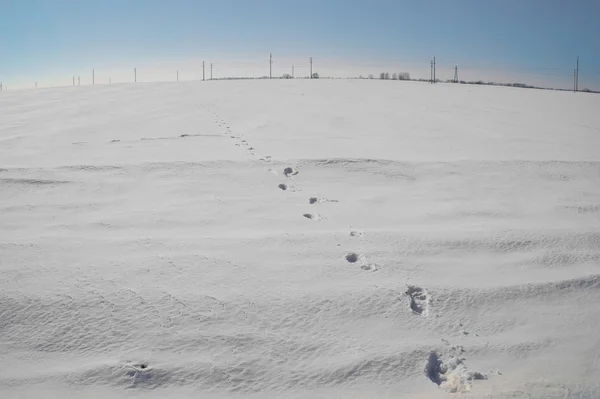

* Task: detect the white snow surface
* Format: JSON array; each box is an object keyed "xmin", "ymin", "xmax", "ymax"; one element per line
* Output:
[{"xmin": 1, "ymin": 80, "xmax": 600, "ymax": 398}]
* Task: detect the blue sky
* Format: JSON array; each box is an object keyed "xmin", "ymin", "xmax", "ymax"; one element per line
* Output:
[{"xmin": 2, "ymin": 0, "xmax": 599, "ymax": 89}]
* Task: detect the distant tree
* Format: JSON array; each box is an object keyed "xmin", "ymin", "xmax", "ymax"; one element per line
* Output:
[
  {"xmin": 359, "ymin": 75, "xmax": 364, "ymax": 79},
  {"xmin": 282, "ymin": 74, "xmax": 292, "ymax": 79},
  {"xmin": 380, "ymin": 72, "xmax": 385, "ymax": 80},
  {"xmin": 368, "ymin": 74, "xmax": 374, "ymax": 79},
  {"xmin": 392, "ymin": 73, "xmax": 398, "ymax": 80},
  {"xmin": 385, "ymin": 72, "xmax": 390, "ymax": 80},
  {"xmin": 398, "ymin": 72, "xmax": 410, "ymax": 81}
]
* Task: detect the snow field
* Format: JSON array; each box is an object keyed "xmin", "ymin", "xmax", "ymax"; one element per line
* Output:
[{"xmin": 1, "ymin": 80, "xmax": 600, "ymax": 398}]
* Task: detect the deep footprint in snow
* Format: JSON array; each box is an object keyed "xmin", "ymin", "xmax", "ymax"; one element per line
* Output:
[
  {"xmin": 346, "ymin": 253, "xmax": 359, "ymax": 263},
  {"xmin": 425, "ymin": 351, "xmax": 486, "ymax": 393},
  {"xmin": 406, "ymin": 285, "xmax": 431, "ymax": 316},
  {"xmin": 284, "ymin": 167, "xmax": 298, "ymax": 177},
  {"xmin": 350, "ymin": 231, "xmax": 364, "ymax": 237},
  {"xmin": 278, "ymin": 184, "xmax": 288, "ymax": 191}
]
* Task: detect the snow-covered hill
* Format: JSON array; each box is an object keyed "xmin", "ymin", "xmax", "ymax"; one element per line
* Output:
[{"xmin": 1, "ymin": 80, "xmax": 599, "ymax": 398}]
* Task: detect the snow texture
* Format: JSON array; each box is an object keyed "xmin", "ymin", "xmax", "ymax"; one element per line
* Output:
[{"xmin": 1, "ymin": 80, "xmax": 600, "ymax": 398}]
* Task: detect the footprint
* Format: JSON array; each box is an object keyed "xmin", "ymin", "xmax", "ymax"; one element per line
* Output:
[
  {"xmin": 345, "ymin": 252, "xmax": 377, "ymax": 271},
  {"xmin": 284, "ymin": 167, "xmax": 298, "ymax": 177},
  {"xmin": 278, "ymin": 184, "xmax": 288, "ymax": 191},
  {"xmin": 309, "ymin": 197, "xmax": 339, "ymax": 204},
  {"xmin": 361, "ymin": 263, "xmax": 379, "ymax": 271},
  {"xmin": 303, "ymin": 213, "xmax": 324, "ymax": 221},
  {"xmin": 345, "ymin": 253, "xmax": 359, "ymax": 263},
  {"xmin": 350, "ymin": 231, "xmax": 364, "ymax": 237},
  {"xmin": 424, "ymin": 351, "xmax": 486, "ymax": 393},
  {"xmin": 406, "ymin": 285, "xmax": 431, "ymax": 316}
]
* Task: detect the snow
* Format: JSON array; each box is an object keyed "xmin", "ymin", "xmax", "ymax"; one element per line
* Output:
[{"xmin": 1, "ymin": 79, "xmax": 600, "ymax": 398}]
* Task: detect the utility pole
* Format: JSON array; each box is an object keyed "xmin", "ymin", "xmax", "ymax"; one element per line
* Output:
[
  {"xmin": 454, "ymin": 66, "xmax": 459, "ymax": 83},
  {"xmin": 576, "ymin": 56, "xmax": 579, "ymax": 92},
  {"xmin": 270, "ymin": 53, "xmax": 273, "ymax": 79},
  {"xmin": 310, "ymin": 57, "xmax": 313, "ymax": 78},
  {"xmin": 177, "ymin": 70, "xmax": 179, "ymax": 82},
  {"xmin": 430, "ymin": 60, "xmax": 433, "ymax": 83},
  {"xmin": 292, "ymin": 65, "xmax": 294, "ymax": 78},
  {"xmin": 78, "ymin": 76, "xmax": 80, "ymax": 85},
  {"xmin": 93, "ymin": 69, "xmax": 95, "ymax": 85},
  {"xmin": 35, "ymin": 82, "xmax": 38, "ymax": 89},
  {"xmin": 210, "ymin": 63, "xmax": 213, "ymax": 80},
  {"xmin": 134, "ymin": 68, "xmax": 137, "ymax": 83},
  {"xmin": 109, "ymin": 77, "xmax": 111, "ymax": 84},
  {"xmin": 433, "ymin": 57, "xmax": 436, "ymax": 83},
  {"xmin": 203, "ymin": 61, "xmax": 205, "ymax": 81},
  {"xmin": 0, "ymin": 82, "xmax": 2, "ymax": 91},
  {"xmin": 574, "ymin": 69, "xmax": 577, "ymax": 93},
  {"xmin": 73, "ymin": 76, "xmax": 75, "ymax": 86}
]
